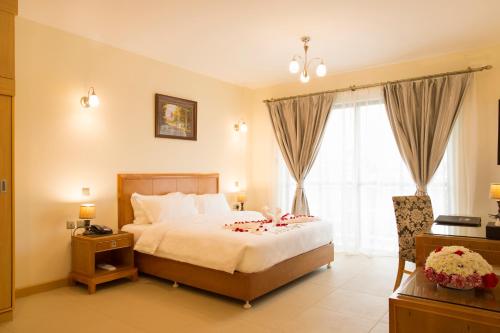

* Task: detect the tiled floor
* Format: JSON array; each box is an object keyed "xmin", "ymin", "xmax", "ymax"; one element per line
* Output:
[{"xmin": 0, "ymin": 254, "xmax": 402, "ymax": 333}]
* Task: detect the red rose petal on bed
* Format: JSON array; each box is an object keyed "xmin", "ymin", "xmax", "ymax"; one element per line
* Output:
[
  {"xmin": 434, "ymin": 246, "xmax": 443, "ymax": 253},
  {"xmin": 454, "ymin": 250, "xmax": 464, "ymax": 256}
]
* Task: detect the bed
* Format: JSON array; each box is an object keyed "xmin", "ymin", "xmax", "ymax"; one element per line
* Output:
[{"xmin": 117, "ymin": 173, "xmax": 334, "ymax": 308}]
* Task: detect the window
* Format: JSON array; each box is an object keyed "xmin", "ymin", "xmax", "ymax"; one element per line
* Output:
[{"xmin": 277, "ymin": 89, "xmax": 454, "ymax": 255}]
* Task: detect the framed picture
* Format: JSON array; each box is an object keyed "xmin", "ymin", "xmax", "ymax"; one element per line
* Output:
[{"xmin": 155, "ymin": 94, "xmax": 197, "ymax": 140}]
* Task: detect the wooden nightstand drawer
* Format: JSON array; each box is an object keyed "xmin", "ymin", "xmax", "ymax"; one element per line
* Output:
[{"xmin": 95, "ymin": 237, "xmax": 131, "ymax": 252}]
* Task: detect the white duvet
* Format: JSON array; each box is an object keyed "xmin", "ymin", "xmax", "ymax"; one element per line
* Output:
[{"xmin": 134, "ymin": 211, "xmax": 333, "ymax": 274}]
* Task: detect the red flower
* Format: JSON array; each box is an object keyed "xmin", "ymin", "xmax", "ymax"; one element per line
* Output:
[
  {"xmin": 482, "ymin": 273, "xmax": 499, "ymax": 289},
  {"xmin": 454, "ymin": 250, "xmax": 465, "ymax": 256},
  {"xmin": 436, "ymin": 272, "xmax": 450, "ymax": 285},
  {"xmin": 450, "ymin": 274, "xmax": 466, "ymax": 289},
  {"xmin": 434, "ymin": 246, "xmax": 443, "ymax": 253}
]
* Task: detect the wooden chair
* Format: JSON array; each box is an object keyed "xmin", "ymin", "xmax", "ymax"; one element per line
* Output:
[{"xmin": 392, "ymin": 195, "xmax": 434, "ymax": 291}]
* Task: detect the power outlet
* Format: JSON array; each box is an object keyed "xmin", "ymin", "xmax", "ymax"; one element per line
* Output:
[{"xmin": 66, "ymin": 221, "xmax": 75, "ymax": 229}]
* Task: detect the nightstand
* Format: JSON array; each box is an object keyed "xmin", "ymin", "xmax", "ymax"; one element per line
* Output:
[{"xmin": 69, "ymin": 231, "xmax": 138, "ymax": 294}]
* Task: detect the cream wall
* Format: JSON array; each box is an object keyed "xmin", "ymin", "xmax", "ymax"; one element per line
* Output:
[
  {"xmin": 247, "ymin": 45, "xmax": 500, "ymax": 224},
  {"xmin": 15, "ymin": 18, "xmax": 252, "ymax": 288}
]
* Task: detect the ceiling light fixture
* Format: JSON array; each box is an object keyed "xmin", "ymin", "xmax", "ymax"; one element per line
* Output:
[{"xmin": 289, "ymin": 36, "xmax": 326, "ymax": 83}]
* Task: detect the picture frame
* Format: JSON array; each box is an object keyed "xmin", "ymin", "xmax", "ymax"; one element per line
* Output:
[{"xmin": 155, "ymin": 94, "xmax": 197, "ymax": 140}]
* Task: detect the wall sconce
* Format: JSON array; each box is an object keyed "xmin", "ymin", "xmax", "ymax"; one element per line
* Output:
[
  {"xmin": 80, "ymin": 87, "xmax": 100, "ymax": 108},
  {"xmin": 234, "ymin": 120, "xmax": 248, "ymax": 133}
]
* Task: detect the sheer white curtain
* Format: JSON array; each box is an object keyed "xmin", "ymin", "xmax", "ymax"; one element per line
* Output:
[{"xmin": 277, "ymin": 87, "xmax": 458, "ymax": 255}]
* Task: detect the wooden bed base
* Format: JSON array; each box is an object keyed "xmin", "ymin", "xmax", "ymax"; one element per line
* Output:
[
  {"xmin": 117, "ymin": 173, "xmax": 334, "ymax": 308},
  {"xmin": 135, "ymin": 243, "xmax": 334, "ymax": 307}
]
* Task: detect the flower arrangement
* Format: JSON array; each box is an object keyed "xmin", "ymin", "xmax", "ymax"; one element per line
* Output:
[{"xmin": 424, "ymin": 246, "xmax": 498, "ymax": 290}]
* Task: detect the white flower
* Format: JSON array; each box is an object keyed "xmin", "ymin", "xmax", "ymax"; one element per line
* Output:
[{"xmin": 424, "ymin": 246, "xmax": 493, "ymax": 277}]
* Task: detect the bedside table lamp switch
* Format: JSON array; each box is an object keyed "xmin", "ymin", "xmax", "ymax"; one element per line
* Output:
[
  {"xmin": 81, "ymin": 187, "xmax": 90, "ymax": 196},
  {"xmin": 487, "ymin": 183, "xmax": 500, "ymax": 239}
]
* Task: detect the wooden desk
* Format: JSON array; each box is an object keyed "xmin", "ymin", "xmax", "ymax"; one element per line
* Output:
[
  {"xmin": 389, "ymin": 270, "xmax": 500, "ymax": 332},
  {"xmin": 389, "ymin": 233, "xmax": 500, "ymax": 333}
]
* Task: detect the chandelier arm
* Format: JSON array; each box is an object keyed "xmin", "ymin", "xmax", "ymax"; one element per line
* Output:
[{"xmin": 306, "ymin": 57, "xmax": 323, "ymax": 70}]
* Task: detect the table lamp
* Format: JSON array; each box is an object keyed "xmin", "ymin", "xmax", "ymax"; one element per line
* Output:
[
  {"xmin": 487, "ymin": 184, "xmax": 500, "ymax": 239},
  {"xmin": 79, "ymin": 203, "xmax": 96, "ymax": 229},
  {"xmin": 236, "ymin": 193, "xmax": 247, "ymax": 211}
]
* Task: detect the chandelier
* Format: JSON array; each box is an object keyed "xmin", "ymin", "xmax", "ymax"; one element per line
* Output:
[{"xmin": 288, "ymin": 36, "xmax": 326, "ymax": 83}]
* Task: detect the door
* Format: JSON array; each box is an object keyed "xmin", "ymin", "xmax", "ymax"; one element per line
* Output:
[{"xmin": 0, "ymin": 94, "xmax": 12, "ymax": 311}]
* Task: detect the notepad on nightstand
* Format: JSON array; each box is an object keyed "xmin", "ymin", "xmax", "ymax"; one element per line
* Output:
[{"xmin": 97, "ymin": 264, "xmax": 116, "ymax": 271}]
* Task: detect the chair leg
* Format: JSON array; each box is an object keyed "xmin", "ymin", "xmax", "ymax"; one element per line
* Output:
[{"xmin": 393, "ymin": 258, "xmax": 405, "ymax": 291}]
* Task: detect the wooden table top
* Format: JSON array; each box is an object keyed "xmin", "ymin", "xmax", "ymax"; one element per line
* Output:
[
  {"xmin": 429, "ymin": 223, "xmax": 487, "ymax": 238},
  {"xmin": 398, "ymin": 269, "xmax": 500, "ymax": 313}
]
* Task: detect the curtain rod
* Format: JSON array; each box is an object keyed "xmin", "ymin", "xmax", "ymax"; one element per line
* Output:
[{"xmin": 263, "ymin": 65, "xmax": 492, "ymax": 103}]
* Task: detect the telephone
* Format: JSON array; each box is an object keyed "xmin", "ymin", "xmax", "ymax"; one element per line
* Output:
[{"xmin": 86, "ymin": 224, "xmax": 113, "ymax": 235}]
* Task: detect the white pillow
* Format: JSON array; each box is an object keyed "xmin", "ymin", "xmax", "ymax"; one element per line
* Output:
[
  {"xmin": 131, "ymin": 192, "xmax": 163, "ymax": 224},
  {"xmin": 196, "ymin": 193, "xmax": 230, "ymax": 214},
  {"xmin": 137, "ymin": 192, "xmax": 198, "ymax": 224}
]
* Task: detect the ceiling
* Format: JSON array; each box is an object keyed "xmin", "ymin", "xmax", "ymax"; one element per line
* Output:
[{"xmin": 19, "ymin": 0, "xmax": 500, "ymax": 88}]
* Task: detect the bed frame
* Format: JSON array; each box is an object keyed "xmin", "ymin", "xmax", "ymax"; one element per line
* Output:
[{"xmin": 117, "ymin": 173, "xmax": 334, "ymax": 308}]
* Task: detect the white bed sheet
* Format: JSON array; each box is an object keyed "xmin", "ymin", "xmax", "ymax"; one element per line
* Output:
[
  {"xmin": 122, "ymin": 224, "xmax": 150, "ymax": 243},
  {"xmin": 132, "ymin": 211, "xmax": 333, "ymax": 274}
]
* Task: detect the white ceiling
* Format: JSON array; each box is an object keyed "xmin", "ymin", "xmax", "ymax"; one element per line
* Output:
[{"xmin": 19, "ymin": 0, "xmax": 500, "ymax": 88}]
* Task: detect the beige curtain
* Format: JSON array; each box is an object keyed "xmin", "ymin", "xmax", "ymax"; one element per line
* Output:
[
  {"xmin": 383, "ymin": 73, "xmax": 471, "ymax": 195},
  {"xmin": 266, "ymin": 93, "xmax": 334, "ymax": 215}
]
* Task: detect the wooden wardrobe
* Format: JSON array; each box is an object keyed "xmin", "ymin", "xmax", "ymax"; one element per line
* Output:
[{"xmin": 0, "ymin": 0, "xmax": 16, "ymax": 323}]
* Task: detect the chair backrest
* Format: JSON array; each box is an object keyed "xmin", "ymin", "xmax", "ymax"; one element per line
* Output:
[{"xmin": 392, "ymin": 195, "xmax": 434, "ymax": 263}]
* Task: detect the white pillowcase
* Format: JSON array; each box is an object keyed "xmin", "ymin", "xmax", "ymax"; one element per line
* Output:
[
  {"xmin": 196, "ymin": 193, "xmax": 230, "ymax": 215},
  {"xmin": 131, "ymin": 192, "xmax": 162, "ymax": 224},
  {"xmin": 135, "ymin": 192, "xmax": 198, "ymax": 224}
]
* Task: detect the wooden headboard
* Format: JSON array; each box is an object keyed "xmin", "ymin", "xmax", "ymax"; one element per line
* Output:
[{"xmin": 117, "ymin": 173, "xmax": 219, "ymax": 229}]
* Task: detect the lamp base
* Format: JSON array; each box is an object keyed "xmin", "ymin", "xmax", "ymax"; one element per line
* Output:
[
  {"xmin": 82, "ymin": 220, "xmax": 92, "ymax": 235},
  {"xmin": 486, "ymin": 222, "xmax": 500, "ymax": 240}
]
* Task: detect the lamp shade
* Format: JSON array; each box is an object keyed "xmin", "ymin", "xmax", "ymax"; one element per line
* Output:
[
  {"xmin": 79, "ymin": 203, "xmax": 96, "ymax": 220},
  {"xmin": 490, "ymin": 184, "xmax": 500, "ymax": 200},
  {"xmin": 236, "ymin": 193, "xmax": 247, "ymax": 203}
]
